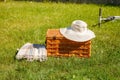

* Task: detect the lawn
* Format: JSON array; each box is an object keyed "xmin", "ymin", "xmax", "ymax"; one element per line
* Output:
[{"xmin": 0, "ymin": 1, "xmax": 120, "ymax": 80}]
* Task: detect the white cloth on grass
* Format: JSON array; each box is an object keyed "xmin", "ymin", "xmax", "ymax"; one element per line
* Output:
[{"xmin": 16, "ymin": 43, "xmax": 47, "ymax": 62}]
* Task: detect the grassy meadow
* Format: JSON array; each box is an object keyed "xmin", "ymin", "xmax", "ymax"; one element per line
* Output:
[{"xmin": 0, "ymin": 1, "xmax": 120, "ymax": 80}]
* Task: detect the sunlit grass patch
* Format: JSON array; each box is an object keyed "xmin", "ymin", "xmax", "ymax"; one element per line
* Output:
[{"xmin": 0, "ymin": 1, "xmax": 120, "ymax": 80}]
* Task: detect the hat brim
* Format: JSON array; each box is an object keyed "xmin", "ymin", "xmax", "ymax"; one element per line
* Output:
[{"xmin": 60, "ymin": 27, "xmax": 95, "ymax": 42}]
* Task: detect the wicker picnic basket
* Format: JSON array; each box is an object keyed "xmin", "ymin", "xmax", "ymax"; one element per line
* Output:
[{"xmin": 46, "ymin": 29, "xmax": 91, "ymax": 57}]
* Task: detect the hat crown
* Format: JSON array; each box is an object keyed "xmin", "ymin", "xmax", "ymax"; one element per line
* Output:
[{"xmin": 71, "ymin": 20, "xmax": 87, "ymax": 33}]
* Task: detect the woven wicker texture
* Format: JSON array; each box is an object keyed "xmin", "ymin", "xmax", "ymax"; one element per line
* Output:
[{"xmin": 46, "ymin": 29, "xmax": 91, "ymax": 57}]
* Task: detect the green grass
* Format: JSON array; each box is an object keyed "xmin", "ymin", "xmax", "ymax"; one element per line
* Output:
[{"xmin": 0, "ymin": 1, "xmax": 120, "ymax": 80}]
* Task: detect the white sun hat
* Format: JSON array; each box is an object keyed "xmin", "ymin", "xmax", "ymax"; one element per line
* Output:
[{"xmin": 60, "ymin": 20, "xmax": 95, "ymax": 42}]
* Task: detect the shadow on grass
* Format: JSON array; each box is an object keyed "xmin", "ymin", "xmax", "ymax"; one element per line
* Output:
[{"xmin": 12, "ymin": 0, "xmax": 120, "ymax": 6}]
